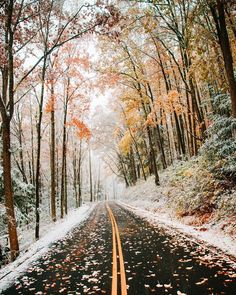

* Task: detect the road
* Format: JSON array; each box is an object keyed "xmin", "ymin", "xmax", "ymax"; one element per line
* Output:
[{"xmin": 1, "ymin": 202, "xmax": 236, "ymax": 294}]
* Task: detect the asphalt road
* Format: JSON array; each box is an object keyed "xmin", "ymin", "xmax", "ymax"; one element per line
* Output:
[{"xmin": 1, "ymin": 202, "xmax": 236, "ymax": 294}]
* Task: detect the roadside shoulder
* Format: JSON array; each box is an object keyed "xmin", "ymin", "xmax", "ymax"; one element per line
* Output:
[
  {"xmin": 118, "ymin": 201, "xmax": 236, "ymax": 263},
  {"xmin": 0, "ymin": 203, "xmax": 95, "ymax": 292}
]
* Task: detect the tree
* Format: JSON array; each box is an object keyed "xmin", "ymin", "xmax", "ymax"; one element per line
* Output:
[
  {"xmin": 94, "ymin": 0, "xmax": 235, "ymax": 185},
  {"xmin": 209, "ymin": 0, "xmax": 236, "ymax": 117},
  {"xmin": 0, "ymin": 0, "xmax": 120, "ymax": 257},
  {"xmin": 69, "ymin": 118, "xmax": 91, "ymax": 207},
  {"xmin": 0, "ymin": 0, "xmax": 39, "ymax": 260}
]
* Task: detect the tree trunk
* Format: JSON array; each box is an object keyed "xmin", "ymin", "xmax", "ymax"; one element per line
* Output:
[
  {"xmin": 210, "ymin": 0, "xmax": 236, "ymax": 117},
  {"xmin": 64, "ymin": 133, "xmax": 68, "ymax": 215},
  {"xmin": 17, "ymin": 114, "xmax": 28, "ymax": 183},
  {"xmin": 173, "ymin": 110, "xmax": 186, "ymax": 156},
  {"xmin": 93, "ymin": 180, "xmax": 97, "ymax": 202},
  {"xmin": 130, "ymin": 146, "xmax": 137, "ymax": 185},
  {"xmin": 140, "ymin": 98, "xmax": 160, "ymax": 185},
  {"xmin": 164, "ymin": 114, "xmax": 173, "ymax": 165},
  {"xmin": 60, "ymin": 106, "xmax": 67, "ymax": 218},
  {"xmin": 50, "ymin": 86, "xmax": 56, "ymax": 222},
  {"xmin": 30, "ymin": 101, "xmax": 35, "ymax": 186},
  {"xmin": 89, "ymin": 148, "xmax": 93, "ymax": 202},
  {"xmin": 56, "ymin": 138, "xmax": 60, "ymax": 209},
  {"xmin": 189, "ymin": 76, "xmax": 206, "ymax": 137},
  {"xmin": 155, "ymin": 124, "xmax": 167, "ymax": 169},
  {"xmin": 146, "ymin": 83, "xmax": 167, "ymax": 169},
  {"xmin": 0, "ymin": 0, "xmax": 19, "ymax": 260},
  {"xmin": 35, "ymin": 55, "xmax": 47, "ymax": 240},
  {"xmin": 2, "ymin": 118, "xmax": 19, "ymax": 261},
  {"xmin": 118, "ymin": 153, "xmax": 130, "ymax": 187},
  {"xmin": 78, "ymin": 140, "xmax": 82, "ymax": 207},
  {"xmin": 148, "ymin": 126, "xmax": 160, "ymax": 185},
  {"xmin": 73, "ymin": 148, "xmax": 78, "ymax": 208}
]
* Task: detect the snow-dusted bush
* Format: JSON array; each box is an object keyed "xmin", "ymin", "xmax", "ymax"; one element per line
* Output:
[
  {"xmin": 163, "ymin": 158, "xmax": 215, "ymax": 214},
  {"xmin": 201, "ymin": 93, "xmax": 236, "ymax": 180},
  {"xmin": 0, "ymin": 167, "xmax": 35, "ymax": 234},
  {"xmin": 215, "ymin": 190, "xmax": 236, "ymax": 219}
]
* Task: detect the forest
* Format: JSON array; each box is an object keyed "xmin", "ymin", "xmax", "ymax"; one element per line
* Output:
[{"xmin": 0, "ymin": 0, "xmax": 236, "ymax": 268}]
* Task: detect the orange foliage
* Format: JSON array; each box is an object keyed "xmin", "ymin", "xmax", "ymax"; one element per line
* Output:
[
  {"xmin": 45, "ymin": 95, "xmax": 55, "ymax": 113},
  {"xmin": 69, "ymin": 118, "xmax": 91, "ymax": 140}
]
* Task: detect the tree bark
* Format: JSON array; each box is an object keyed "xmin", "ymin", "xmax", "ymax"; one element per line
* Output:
[
  {"xmin": 35, "ymin": 54, "xmax": 47, "ymax": 240},
  {"xmin": 2, "ymin": 118, "xmax": 19, "ymax": 261},
  {"xmin": 130, "ymin": 146, "xmax": 137, "ymax": 185},
  {"xmin": 16, "ymin": 111, "xmax": 28, "ymax": 183},
  {"xmin": 146, "ymin": 83, "xmax": 167, "ymax": 169},
  {"xmin": 210, "ymin": 0, "xmax": 236, "ymax": 117},
  {"xmin": 64, "ymin": 133, "xmax": 68, "ymax": 215},
  {"xmin": 78, "ymin": 140, "xmax": 82, "ymax": 206},
  {"xmin": 141, "ymin": 101, "xmax": 160, "ymax": 185},
  {"xmin": 50, "ymin": 85, "xmax": 56, "ymax": 222},
  {"xmin": 89, "ymin": 148, "xmax": 93, "ymax": 202},
  {"xmin": 60, "ymin": 104, "xmax": 67, "ymax": 218},
  {"xmin": 73, "ymin": 148, "xmax": 78, "ymax": 208},
  {"xmin": 30, "ymin": 101, "xmax": 35, "ymax": 186},
  {"xmin": 0, "ymin": 0, "xmax": 19, "ymax": 260}
]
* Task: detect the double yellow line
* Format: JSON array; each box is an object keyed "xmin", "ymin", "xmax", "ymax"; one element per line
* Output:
[{"xmin": 106, "ymin": 204, "xmax": 127, "ymax": 295}]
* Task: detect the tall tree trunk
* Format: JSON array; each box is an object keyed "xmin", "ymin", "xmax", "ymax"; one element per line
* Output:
[
  {"xmin": 0, "ymin": 0, "xmax": 19, "ymax": 260},
  {"xmin": 17, "ymin": 113, "xmax": 28, "ymax": 183},
  {"xmin": 56, "ymin": 138, "xmax": 60, "ymax": 209},
  {"xmin": 148, "ymin": 126, "xmax": 160, "ymax": 185},
  {"xmin": 210, "ymin": 0, "xmax": 236, "ymax": 117},
  {"xmin": 130, "ymin": 146, "xmax": 137, "ymax": 185},
  {"xmin": 64, "ymin": 133, "xmax": 68, "ymax": 215},
  {"xmin": 50, "ymin": 85, "xmax": 56, "ymax": 222},
  {"xmin": 28, "ymin": 159, "xmax": 33, "ymax": 185},
  {"xmin": 165, "ymin": 114, "xmax": 173, "ymax": 165},
  {"xmin": 122, "ymin": 107, "xmax": 146, "ymax": 181},
  {"xmin": 146, "ymin": 84, "xmax": 167, "ymax": 169},
  {"xmin": 73, "ymin": 148, "xmax": 78, "ymax": 208},
  {"xmin": 173, "ymin": 110, "xmax": 186, "ymax": 156},
  {"xmin": 134, "ymin": 137, "xmax": 147, "ymax": 181},
  {"xmin": 118, "ymin": 153, "xmax": 130, "ymax": 187},
  {"xmin": 35, "ymin": 54, "xmax": 47, "ymax": 240},
  {"xmin": 155, "ymin": 124, "xmax": 167, "ymax": 169},
  {"xmin": 30, "ymin": 101, "xmax": 35, "ymax": 186},
  {"xmin": 93, "ymin": 180, "xmax": 97, "ymax": 202},
  {"xmin": 2, "ymin": 118, "xmax": 19, "ymax": 260},
  {"xmin": 142, "ymin": 101, "xmax": 159, "ymax": 184},
  {"xmin": 78, "ymin": 140, "xmax": 82, "ymax": 207},
  {"xmin": 189, "ymin": 76, "xmax": 206, "ymax": 138},
  {"xmin": 60, "ymin": 105, "xmax": 68, "ymax": 218},
  {"xmin": 89, "ymin": 148, "xmax": 93, "ymax": 202}
]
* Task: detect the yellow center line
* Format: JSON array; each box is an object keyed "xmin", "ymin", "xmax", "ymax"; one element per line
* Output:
[
  {"xmin": 106, "ymin": 204, "xmax": 128, "ymax": 295},
  {"xmin": 110, "ymin": 208, "xmax": 128, "ymax": 295},
  {"xmin": 107, "ymin": 205, "xmax": 118, "ymax": 295}
]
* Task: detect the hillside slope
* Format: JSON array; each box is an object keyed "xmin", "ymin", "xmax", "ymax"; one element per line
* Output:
[{"xmin": 120, "ymin": 157, "xmax": 236, "ymax": 257}]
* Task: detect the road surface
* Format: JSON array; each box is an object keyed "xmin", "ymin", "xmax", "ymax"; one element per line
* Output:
[{"xmin": 1, "ymin": 202, "xmax": 236, "ymax": 294}]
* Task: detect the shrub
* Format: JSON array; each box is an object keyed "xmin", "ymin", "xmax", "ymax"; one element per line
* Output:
[{"xmin": 201, "ymin": 93, "xmax": 236, "ymax": 181}]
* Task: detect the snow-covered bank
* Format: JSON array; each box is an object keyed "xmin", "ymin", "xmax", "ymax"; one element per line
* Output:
[
  {"xmin": 118, "ymin": 160, "xmax": 236, "ymax": 259},
  {"xmin": 119, "ymin": 201, "xmax": 236, "ymax": 261},
  {"xmin": 0, "ymin": 203, "xmax": 95, "ymax": 292}
]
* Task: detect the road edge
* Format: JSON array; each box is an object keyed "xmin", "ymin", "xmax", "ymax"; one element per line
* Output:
[
  {"xmin": 118, "ymin": 201, "xmax": 236, "ymax": 266},
  {"xmin": 0, "ymin": 203, "xmax": 96, "ymax": 293}
]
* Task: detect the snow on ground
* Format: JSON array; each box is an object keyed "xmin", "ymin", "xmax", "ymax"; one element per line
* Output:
[
  {"xmin": 118, "ymin": 176, "xmax": 236, "ymax": 260},
  {"xmin": 119, "ymin": 201, "xmax": 236, "ymax": 259},
  {"xmin": 0, "ymin": 203, "xmax": 95, "ymax": 292}
]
